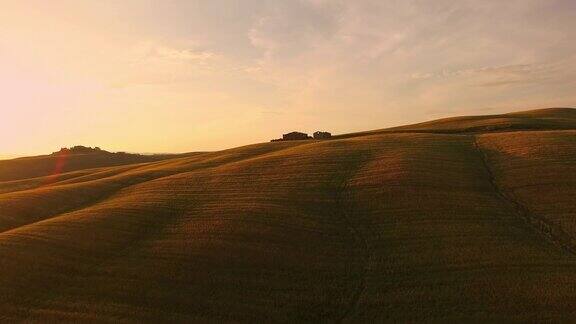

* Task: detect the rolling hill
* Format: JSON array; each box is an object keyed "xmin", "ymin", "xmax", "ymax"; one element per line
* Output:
[
  {"xmin": 0, "ymin": 146, "xmax": 185, "ymax": 183},
  {"xmin": 1, "ymin": 108, "xmax": 576, "ymax": 322}
]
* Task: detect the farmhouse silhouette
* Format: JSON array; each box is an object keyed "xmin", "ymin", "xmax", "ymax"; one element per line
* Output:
[{"xmin": 271, "ymin": 131, "xmax": 332, "ymax": 142}]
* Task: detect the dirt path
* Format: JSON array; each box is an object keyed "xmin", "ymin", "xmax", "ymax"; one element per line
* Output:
[
  {"xmin": 473, "ymin": 135, "xmax": 576, "ymax": 256},
  {"xmin": 332, "ymin": 151, "xmax": 375, "ymax": 323}
]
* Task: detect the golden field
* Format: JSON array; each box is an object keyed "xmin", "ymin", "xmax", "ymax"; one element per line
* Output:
[{"xmin": 1, "ymin": 108, "xmax": 576, "ymax": 322}]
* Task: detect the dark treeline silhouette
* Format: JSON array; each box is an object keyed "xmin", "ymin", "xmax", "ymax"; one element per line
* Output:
[{"xmin": 52, "ymin": 146, "xmax": 107, "ymax": 155}]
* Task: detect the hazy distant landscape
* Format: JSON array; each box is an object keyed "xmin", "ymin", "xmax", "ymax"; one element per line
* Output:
[{"xmin": 1, "ymin": 108, "xmax": 576, "ymax": 321}]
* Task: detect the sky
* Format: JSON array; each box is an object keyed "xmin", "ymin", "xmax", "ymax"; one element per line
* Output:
[{"xmin": 1, "ymin": 0, "xmax": 575, "ymax": 158}]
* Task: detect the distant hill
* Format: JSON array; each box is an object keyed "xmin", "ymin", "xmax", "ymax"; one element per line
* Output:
[
  {"xmin": 0, "ymin": 146, "xmax": 182, "ymax": 182},
  {"xmin": 336, "ymin": 107, "xmax": 576, "ymax": 139},
  {"xmin": 0, "ymin": 108, "xmax": 576, "ymax": 321}
]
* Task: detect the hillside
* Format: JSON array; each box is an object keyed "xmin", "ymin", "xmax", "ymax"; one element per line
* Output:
[
  {"xmin": 336, "ymin": 107, "xmax": 576, "ymax": 138},
  {"xmin": 1, "ymin": 108, "xmax": 576, "ymax": 322},
  {"xmin": 0, "ymin": 146, "xmax": 184, "ymax": 183}
]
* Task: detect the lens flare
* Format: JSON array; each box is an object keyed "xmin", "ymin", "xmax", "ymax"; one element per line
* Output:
[{"xmin": 43, "ymin": 149, "xmax": 69, "ymax": 186}]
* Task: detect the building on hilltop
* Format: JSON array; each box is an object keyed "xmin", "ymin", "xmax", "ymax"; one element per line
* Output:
[
  {"xmin": 313, "ymin": 131, "xmax": 332, "ymax": 139},
  {"xmin": 282, "ymin": 131, "xmax": 312, "ymax": 141},
  {"xmin": 271, "ymin": 131, "xmax": 312, "ymax": 142},
  {"xmin": 271, "ymin": 131, "xmax": 332, "ymax": 142}
]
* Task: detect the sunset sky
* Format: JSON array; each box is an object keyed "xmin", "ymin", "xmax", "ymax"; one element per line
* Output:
[{"xmin": 2, "ymin": 0, "xmax": 575, "ymax": 158}]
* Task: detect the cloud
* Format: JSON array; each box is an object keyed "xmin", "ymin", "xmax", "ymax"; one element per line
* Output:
[
  {"xmin": 248, "ymin": 0, "xmax": 340, "ymax": 61},
  {"xmin": 131, "ymin": 44, "xmax": 216, "ymax": 65},
  {"xmin": 239, "ymin": 0, "xmax": 576, "ymax": 118},
  {"xmin": 409, "ymin": 61, "xmax": 568, "ymax": 85},
  {"xmin": 110, "ymin": 42, "xmax": 222, "ymax": 86}
]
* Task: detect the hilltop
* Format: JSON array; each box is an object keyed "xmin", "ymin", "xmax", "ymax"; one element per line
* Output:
[
  {"xmin": 0, "ymin": 146, "xmax": 183, "ymax": 183},
  {"xmin": 0, "ymin": 108, "xmax": 575, "ymax": 322},
  {"xmin": 336, "ymin": 107, "xmax": 576, "ymax": 139}
]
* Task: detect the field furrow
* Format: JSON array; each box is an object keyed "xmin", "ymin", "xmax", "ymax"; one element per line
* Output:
[{"xmin": 474, "ymin": 135, "xmax": 576, "ymax": 255}]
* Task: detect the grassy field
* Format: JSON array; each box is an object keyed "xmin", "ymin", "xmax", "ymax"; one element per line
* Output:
[
  {"xmin": 1, "ymin": 108, "xmax": 576, "ymax": 322},
  {"xmin": 0, "ymin": 150, "xmax": 184, "ymax": 182}
]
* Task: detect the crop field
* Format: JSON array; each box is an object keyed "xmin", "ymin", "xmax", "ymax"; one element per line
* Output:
[{"xmin": 1, "ymin": 108, "xmax": 576, "ymax": 322}]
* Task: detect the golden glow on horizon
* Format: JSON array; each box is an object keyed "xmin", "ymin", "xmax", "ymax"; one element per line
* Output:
[{"xmin": 1, "ymin": 1, "xmax": 576, "ymax": 157}]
